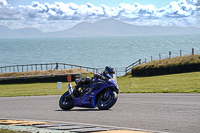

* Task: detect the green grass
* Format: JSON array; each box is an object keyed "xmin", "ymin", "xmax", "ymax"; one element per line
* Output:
[
  {"xmin": 0, "ymin": 72, "xmax": 200, "ymax": 97},
  {"xmin": 0, "ymin": 129, "xmax": 29, "ymax": 133},
  {"xmin": 119, "ymin": 72, "xmax": 200, "ymax": 93},
  {"xmin": 0, "ymin": 83, "xmax": 68, "ymax": 97}
]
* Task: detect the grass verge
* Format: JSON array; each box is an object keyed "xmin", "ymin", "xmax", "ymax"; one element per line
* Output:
[
  {"xmin": 0, "ymin": 72, "xmax": 200, "ymax": 97},
  {"xmin": 119, "ymin": 72, "xmax": 200, "ymax": 93},
  {"xmin": 0, "ymin": 129, "xmax": 29, "ymax": 133}
]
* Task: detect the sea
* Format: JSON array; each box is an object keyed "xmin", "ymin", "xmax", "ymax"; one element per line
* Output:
[{"xmin": 0, "ymin": 34, "xmax": 200, "ymax": 75}]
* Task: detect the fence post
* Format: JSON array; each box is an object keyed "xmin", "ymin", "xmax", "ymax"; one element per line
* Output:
[
  {"xmin": 151, "ymin": 56, "xmax": 153, "ymax": 61},
  {"xmin": 169, "ymin": 51, "xmax": 171, "ymax": 58},
  {"xmin": 17, "ymin": 65, "xmax": 19, "ymax": 72},
  {"xmin": 159, "ymin": 53, "xmax": 161, "ymax": 60},
  {"xmin": 192, "ymin": 48, "xmax": 194, "ymax": 55},
  {"xmin": 139, "ymin": 59, "xmax": 141, "ymax": 65},
  {"xmin": 180, "ymin": 50, "xmax": 182, "ymax": 57}
]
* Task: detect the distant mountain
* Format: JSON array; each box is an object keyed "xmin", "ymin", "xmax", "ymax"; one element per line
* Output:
[
  {"xmin": 45, "ymin": 19, "xmax": 200, "ymax": 37},
  {"xmin": 0, "ymin": 26, "xmax": 43, "ymax": 38},
  {"xmin": 14, "ymin": 28, "xmax": 43, "ymax": 37},
  {"xmin": 45, "ymin": 19, "xmax": 149, "ymax": 37},
  {"xmin": 1, "ymin": 19, "xmax": 200, "ymax": 38},
  {"xmin": 0, "ymin": 25, "xmax": 18, "ymax": 38}
]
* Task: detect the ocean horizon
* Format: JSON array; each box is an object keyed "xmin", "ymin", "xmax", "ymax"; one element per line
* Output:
[{"xmin": 1, "ymin": 34, "xmax": 200, "ymax": 71}]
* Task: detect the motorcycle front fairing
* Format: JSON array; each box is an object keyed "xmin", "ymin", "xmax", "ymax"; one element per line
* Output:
[{"xmin": 73, "ymin": 77, "xmax": 118, "ymax": 108}]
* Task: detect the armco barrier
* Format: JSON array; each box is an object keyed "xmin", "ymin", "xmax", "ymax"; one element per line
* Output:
[{"xmin": 0, "ymin": 73, "xmax": 82, "ymax": 84}]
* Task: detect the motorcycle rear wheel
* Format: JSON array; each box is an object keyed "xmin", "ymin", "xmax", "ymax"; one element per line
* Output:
[
  {"xmin": 59, "ymin": 91, "xmax": 74, "ymax": 110},
  {"xmin": 97, "ymin": 91, "xmax": 118, "ymax": 110}
]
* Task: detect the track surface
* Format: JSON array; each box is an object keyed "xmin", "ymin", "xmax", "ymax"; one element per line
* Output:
[{"xmin": 0, "ymin": 93, "xmax": 200, "ymax": 133}]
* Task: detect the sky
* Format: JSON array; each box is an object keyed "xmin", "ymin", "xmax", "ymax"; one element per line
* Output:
[
  {"xmin": 5, "ymin": 0, "xmax": 181, "ymax": 8},
  {"xmin": 0, "ymin": 0, "xmax": 200, "ymax": 32}
]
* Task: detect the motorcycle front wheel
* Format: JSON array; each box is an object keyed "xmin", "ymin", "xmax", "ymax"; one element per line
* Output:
[
  {"xmin": 97, "ymin": 91, "xmax": 118, "ymax": 110},
  {"xmin": 59, "ymin": 91, "xmax": 74, "ymax": 110}
]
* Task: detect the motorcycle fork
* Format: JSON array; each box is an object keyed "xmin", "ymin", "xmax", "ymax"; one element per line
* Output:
[{"xmin": 104, "ymin": 90, "xmax": 112, "ymax": 99}]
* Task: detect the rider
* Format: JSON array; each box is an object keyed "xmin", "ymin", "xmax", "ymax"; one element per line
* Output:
[{"xmin": 72, "ymin": 66, "xmax": 115, "ymax": 97}]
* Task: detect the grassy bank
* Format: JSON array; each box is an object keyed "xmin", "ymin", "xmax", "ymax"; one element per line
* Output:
[
  {"xmin": 0, "ymin": 69, "xmax": 92, "ymax": 78},
  {"xmin": 133, "ymin": 54, "xmax": 200, "ymax": 70},
  {"xmin": 0, "ymin": 72, "xmax": 200, "ymax": 97}
]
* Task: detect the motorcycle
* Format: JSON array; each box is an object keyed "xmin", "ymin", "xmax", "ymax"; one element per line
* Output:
[{"xmin": 59, "ymin": 73, "xmax": 119, "ymax": 110}]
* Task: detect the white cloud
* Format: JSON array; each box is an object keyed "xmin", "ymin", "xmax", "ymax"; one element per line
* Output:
[
  {"xmin": 0, "ymin": 0, "xmax": 7, "ymax": 7},
  {"xmin": 0, "ymin": 0, "xmax": 200, "ymax": 32},
  {"xmin": 189, "ymin": 0, "xmax": 200, "ymax": 5}
]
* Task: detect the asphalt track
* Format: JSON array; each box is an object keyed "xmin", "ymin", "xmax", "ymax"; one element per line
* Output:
[{"xmin": 0, "ymin": 93, "xmax": 200, "ymax": 133}]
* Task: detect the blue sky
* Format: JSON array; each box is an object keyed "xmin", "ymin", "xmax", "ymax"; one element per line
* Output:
[
  {"xmin": 6, "ymin": 0, "xmax": 180, "ymax": 8},
  {"xmin": 1, "ymin": 0, "xmax": 200, "ymax": 32}
]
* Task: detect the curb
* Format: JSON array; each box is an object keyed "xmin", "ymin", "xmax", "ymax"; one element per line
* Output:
[{"xmin": 0, "ymin": 118, "xmax": 168, "ymax": 133}]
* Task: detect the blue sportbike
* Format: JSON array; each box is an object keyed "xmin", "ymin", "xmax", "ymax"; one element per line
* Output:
[{"xmin": 59, "ymin": 73, "xmax": 119, "ymax": 110}]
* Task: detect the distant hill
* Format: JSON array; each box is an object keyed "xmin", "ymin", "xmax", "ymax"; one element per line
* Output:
[
  {"xmin": 1, "ymin": 19, "xmax": 200, "ymax": 38},
  {"xmin": 0, "ymin": 25, "xmax": 18, "ymax": 38},
  {"xmin": 14, "ymin": 28, "xmax": 43, "ymax": 37},
  {"xmin": 0, "ymin": 25, "xmax": 43, "ymax": 38}
]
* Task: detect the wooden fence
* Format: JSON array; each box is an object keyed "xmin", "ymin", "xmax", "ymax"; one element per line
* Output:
[
  {"xmin": 125, "ymin": 59, "xmax": 141, "ymax": 74},
  {"xmin": 0, "ymin": 63, "xmax": 130, "ymax": 77},
  {"xmin": 96, "ymin": 67, "xmax": 126, "ymax": 77},
  {"xmin": 1, "ymin": 48, "xmax": 196, "ymax": 76},
  {"xmin": 144, "ymin": 48, "xmax": 196, "ymax": 63},
  {"xmin": 0, "ymin": 63, "xmax": 98, "ymax": 73},
  {"xmin": 125, "ymin": 48, "xmax": 198, "ymax": 75}
]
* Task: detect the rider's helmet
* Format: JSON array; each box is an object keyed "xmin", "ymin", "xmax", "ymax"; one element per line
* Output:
[{"xmin": 104, "ymin": 66, "xmax": 115, "ymax": 75}]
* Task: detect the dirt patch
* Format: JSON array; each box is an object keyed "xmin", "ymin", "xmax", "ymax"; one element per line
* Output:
[{"xmin": 0, "ymin": 68, "xmax": 92, "ymax": 78}]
